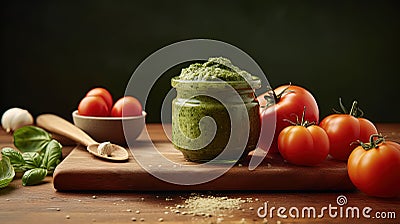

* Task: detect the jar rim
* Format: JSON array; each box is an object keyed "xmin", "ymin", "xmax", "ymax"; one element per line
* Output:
[{"xmin": 171, "ymin": 76, "xmax": 261, "ymax": 90}]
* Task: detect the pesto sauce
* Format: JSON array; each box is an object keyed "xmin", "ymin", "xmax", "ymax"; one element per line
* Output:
[
  {"xmin": 172, "ymin": 57, "xmax": 261, "ymax": 162},
  {"xmin": 178, "ymin": 57, "xmax": 252, "ymax": 81}
]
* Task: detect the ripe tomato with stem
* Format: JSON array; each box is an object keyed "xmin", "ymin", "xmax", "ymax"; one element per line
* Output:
[
  {"xmin": 278, "ymin": 107, "xmax": 329, "ymax": 166},
  {"xmin": 320, "ymin": 99, "xmax": 378, "ymax": 161},
  {"xmin": 348, "ymin": 134, "xmax": 400, "ymax": 198},
  {"xmin": 258, "ymin": 84, "xmax": 319, "ymax": 153}
]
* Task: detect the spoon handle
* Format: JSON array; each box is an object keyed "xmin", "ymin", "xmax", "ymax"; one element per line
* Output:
[{"xmin": 36, "ymin": 114, "xmax": 97, "ymax": 147}]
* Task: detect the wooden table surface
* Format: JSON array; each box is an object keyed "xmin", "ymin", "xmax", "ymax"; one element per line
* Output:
[{"xmin": 0, "ymin": 123, "xmax": 399, "ymax": 224}]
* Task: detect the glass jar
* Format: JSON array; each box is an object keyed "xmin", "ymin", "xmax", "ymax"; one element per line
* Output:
[{"xmin": 171, "ymin": 77, "xmax": 261, "ymax": 162}]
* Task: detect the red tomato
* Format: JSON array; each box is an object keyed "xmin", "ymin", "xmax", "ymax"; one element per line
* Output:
[
  {"xmin": 258, "ymin": 84, "xmax": 319, "ymax": 153},
  {"xmin": 111, "ymin": 96, "xmax": 142, "ymax": 117},
  {"xmin": 78, "ymin": 96, "xmax": 109, "ymax": 117},
  {"xmin": 320, "ymin": 100, "xmax": 377, "ymax": 161},
  {"xmin": 86, "ymin": 87, "xmax": 113, "ymax": 110},
  {"xmin": 348, "ymin": 135, "xmax": 400, "ymax": 198},
  {"xmin": 277, "ymin": 114, "xmax": 329, "ymax": 166}
]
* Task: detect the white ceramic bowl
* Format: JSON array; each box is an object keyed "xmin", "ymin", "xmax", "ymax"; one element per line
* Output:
[{"xmin": 72, "ymin": 110, "xmax": 146, "ymax": 145}]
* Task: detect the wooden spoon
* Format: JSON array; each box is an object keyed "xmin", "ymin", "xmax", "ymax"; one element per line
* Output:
[{"xmin": 36, "ymin": 114, "xmax": 129, "ymax": 162}]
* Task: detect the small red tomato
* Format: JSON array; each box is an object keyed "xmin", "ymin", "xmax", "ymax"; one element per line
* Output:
[
  {"xmin": 86, "ymin": 87, "xmax": 113, "ymax": 110},
  {"xmin": 111, "ymin": 96, "xmax": 142, "ymax": 117},
  {"xmin": 277, "ymin": 108, "xmax": 329, "ymax": 166},
  {"xmin": 320, "ymin": 99, "xmax": 377, "ymax": 161},
  {"xmin": 78, "ymin": 96, "xmax": 109, "ymax": 117},
  {"xmin": 348, "ymin": 135, "xmax": 400, "ymax": 198},
  {"xmin": 258, "ymin": 84, "xmax": 319, "ymax": 153}
]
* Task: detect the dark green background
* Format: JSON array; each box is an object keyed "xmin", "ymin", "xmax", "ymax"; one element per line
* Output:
[{"xmin": 1, "ymin": 1, "xmax": 399, "ymax": 123}]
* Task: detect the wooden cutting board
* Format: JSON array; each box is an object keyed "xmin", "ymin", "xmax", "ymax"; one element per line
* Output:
[{"xmin": 53, "ymin": 124, "xmax": 355, "ymax": 191}]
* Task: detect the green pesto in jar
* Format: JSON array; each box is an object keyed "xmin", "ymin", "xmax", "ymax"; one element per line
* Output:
[
  {"xmin": 171, "ymin": 57, "xmax": 261, "ymax": 162},
  {"xmin": 178, "ymin": 57, "xmax": 253, "ymax": 81}
]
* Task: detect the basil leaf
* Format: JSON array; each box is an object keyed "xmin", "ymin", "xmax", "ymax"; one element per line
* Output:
[
  {"xmin": 13, "ymin": 126, "xmax": 52, "ymax": 152},
  {"xmin": 1, "ymin": 147, "xmax": 26, "ymax": 172},
  {"xmin": 22, "ymin": 152, "xmax": 43, "ymax": 170},
  {"xmin": 0, "ymin": 157, "xmax": 15, "ymax": 188},
  {"xmin": 41, "ymin": 139, "xmax": 62, "ymax": 171},
  {"xmin": 22, "ymin": 168, "xmax": 47, "ymax": 186}
]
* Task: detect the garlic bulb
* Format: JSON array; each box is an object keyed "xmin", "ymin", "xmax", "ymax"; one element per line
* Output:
[{"xmin": 1, "ymin": 108, "xmax": 34, "ymax": 133}]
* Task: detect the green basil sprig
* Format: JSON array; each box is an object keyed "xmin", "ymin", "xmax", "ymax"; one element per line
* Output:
[
  {"xmin": 0, "ymin": 157, "xmax": 15, "ymax": 188},
  {"xmin": 1, "ymin": 126, "xmax": 62, "ymax": 187}
]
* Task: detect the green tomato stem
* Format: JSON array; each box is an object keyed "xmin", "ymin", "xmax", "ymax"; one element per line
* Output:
[
  {"xmin": 283, "ymin": 106, "xmax": 315, "ymax": 127},
  {"xmin": 334, "ymin": 98, "xmax": 365, "ymax": 118},
  {"xmin": 357, "ymin": 134, "xmax": 385, "ymax": 151},
  {"xmin": 263, "ymin": 82, "xmax": 294, "ymax": 107}
]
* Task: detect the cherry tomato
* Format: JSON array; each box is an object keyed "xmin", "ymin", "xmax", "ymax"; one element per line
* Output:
[
  {"xmin": 86, "ymin": 87, "xmax": 113, "ymax": 110},
  {"xmin": 348, "ymin": 135, "xmax": 400, "ymax": 198},
  {"xmin": 258, "ymin": 84, "xmax": 319, "ymax": 153},
  {"xmin": 277, "ymin": 109, "xmax": 329, "ymax": 166},
  {"xmin": 111, "ymin": 96, "xmax": 142, "ymax": 117},
  {"xmin": 320, "ymin": 100, "xmax": 377, "ymax": 161},
  {"xmin": 78, "ymin": 96, "xmax": 109, "ymax": 117}
]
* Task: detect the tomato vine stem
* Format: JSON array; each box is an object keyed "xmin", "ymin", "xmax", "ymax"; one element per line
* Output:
[
  {"xmin": 333, "ymin": 98, "xmax": 365, "ymax": 118},
  {"xmin": 262, "ymin": 82, "xmax": 295, "ymax": 109},
  {"xmin": 283, "ymin": 106, "xmax": 315, "ymax": 127},
  {"xmin": 357, "ymin": 134, "xmax": 385, "ymax": 151}
]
